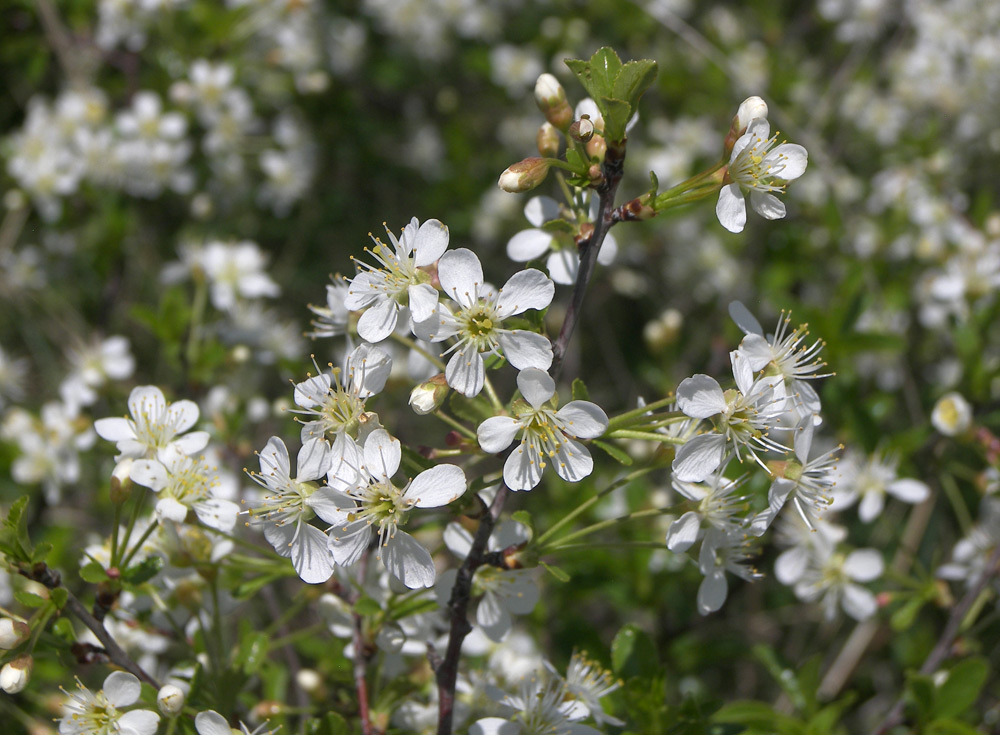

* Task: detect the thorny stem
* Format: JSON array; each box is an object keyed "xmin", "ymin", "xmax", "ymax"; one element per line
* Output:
[
  {"xmin": 436, "ymin": 484, "xmax": 509, "ymax": 735},
  {"xmin": 23, "ymin": 563, "xmax": 161, "ymax": 688},
  {"xmin": 354, "ymin": 550, "xmax": 374, "ymax": 735},
  {"xmin": 550, "ymin": 142, "xmax": 627, "ymax": 378},
  {"xmin": 872, "ymin": 542, "xmax": 1000, "ymax": 735}
]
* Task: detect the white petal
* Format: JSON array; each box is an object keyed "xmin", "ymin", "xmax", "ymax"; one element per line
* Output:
[
  {"xmin": 328, "ymin": 519, "xmax": 371, "ymax": 566},
  {"xmin": 506, "ymin": 229, "xmax": 552, "ymax": 262},
  {"xmin": 167, "ymin": 399, "xmax": 199, "ymax": 433},
  {"xmin": 445, "ymin": 345, "xmax": 485, "ymax": 398},
  {"xmin": 170, "ymin": 431, "xmax": 210, "ymax": 456},
  {"xmin": 128, "ymin": 386, "xmax": 166, "ymax": 422},
  {"xmin": 597, "ymin": 232, "xmax": 618, "ymax": 265},
  {"xmin": 118, "ymin": 710, "xmax": 159, "ymax": 735},
  {"xmin": 443, "ymin": 522, "xmax": 473, "ymax": 558},
  {"xmin": 676, "ymin": 374, "xmax": 726, "ymax": 418},
  {"xmin": 94, "ymin": 417, "xmax": 134, "ymax": 442},
  {"xmin": 749, "ymin": 190, "xmax": 786, "ymax": 220},
  {"xmin": 412, "ymin": 218, "xmax": 450, "ymax": 267},
  {"xmin": 306, "ymin": 486, "xmax": 355, "ymax": 524},
  {"xmin": 103, "ymin": 671, "xmax": 141, "ymax": 707},
  {"xmin": 407, "ymin": 282, "xmax": 439, "ymax": 324},
  {"xmin": 546, "ymin": 249, "xmax": 578, "ymax": 285},
  {"xmin": 344, "ymin": 272, "xmax": 380, "ymax": 310},
  {"xmin": 716, "ymin": 183, "xmax": 746, "ymax": 233},
  {"xmin": 438, "ymin": 248, "xmax": 483, "ymax": 309},
  {"xmin": 672, "ymin": 433, "xmax": 727, "ymax": 482},
  {"xmin": 412, "ymin": 303, "xmax": 458, "ymax": 342},
  {"xmin": 730, "ymin": 350, "xmax": 755, "ymax": 396},
  {"xmin": 129, "ymin": 459, "xmax": 168, "ymax": 491},
  {"xmin": 383, "ymin": 531, "xmax": 435, "ymax": 588},
  {"xmin": 747, "ymin": 478, "xmax": 796, "ymax": 536},
  {"xmin": 259, "ymin": 436, "xmax": 291, "ymax": 479},
  {"xmin": 291, "ymin": 523, "xmax": 335, "ymax": 584},
  {"xmin": 195, "ymin": 711, "xmax": 232, "ymax": 735},
  {"xmin": 739, "ymin": 333, "xmax": 773, "ymax": 371},
  {"xmin": 524, "ymin": 195, "xmax": 560, "ymax": 226},
  {"xmin": 775, "ymin": 547, "xmax": 808, "ymax": 585},
  {"xmin": 297, "ymin": 437, "xmax": 332, "ymax": 481},
  {"xmin": 516, "ymin": 367, "xmax": 554, "ymax": 408},
  {"xmin": 469, "ymin": 718, "xmax": 522, "ymax": 735},
  {"xmin": 194, "ymin": 499, "xmax": 239, "ymax": 532},
  {"xmin": 156, "ymin": 497, "xmax": 189, "ymax": 523},
  {"xmin": 495, "ymin": 268, "xmax": 554, "ymax": 317},
  {"xmin": 294, "ymin": 374, "xmax": 331, "ymax": 409},
  {"xmin": 555, "ymin": 401, "xmax": 608, "ymax": 439},
  {"xmin": 364, "ymin": 429, "xmax": 401, "ymax": 480},
  {"xmin": 844, "ymin": 549, "xmax": 884, "ymax": 582},
  {"xmin": 842, "ymin": 584, "xmax": 877, "ymax": 620},
  {"xmin": 771, "ymin": 143, "xmax": 808, "ymax": 180},
  {"xmin": 858, "ymin": 490, "xmax": 884, "ymax": 522},
  {"xmin": 478, "ymin": 416, "xmax": 520, "ymax": 454},
  {"xmin": 666, "ymin": 511, "xmax": 701, "ymax": 552},
  {"xmin": 356, "ymin": 297, "xmax": 398, "ymax": 343},
  {"xmin": 728, "ymin": 300, "xmax": 764, "ymax": 336},
  {"xmin": 504, "ymin": 443, "xmax": 544, "ymax": 491},
  {"xmin": 349, "ymin": 343, "xmax": 393, "ymax": 398},
  {"xmin": 406, "ymin": 464, "xmax": 467, "ymax": 508},
  {"xmin": 887, "ymin": 479, "xmax": 930, "ymax": 504},
  {"xmin": 553, "ymin": 439, "xmax": 593, "ymax": 483},
  {"xmin": 793, "ymin": 416, "xmax": 815, "ymax": 462},
  {"xmin": 697, "ymin": 570, "xmax": 728, "ymax": 614},
  {"xmin": 498, "ymin": 330, "xmax": 553, "ymax": 372},
  {"xmin": 476, "ymin": 591, "xmax": 512, "ymax": 642}
]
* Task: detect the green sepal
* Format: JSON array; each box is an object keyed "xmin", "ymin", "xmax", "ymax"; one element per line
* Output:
[
  {"xmin": 354, "ymin": 596, "xmax": 383, "ymax": 617},
  {"xmin": 80, "ymin": 561, "xmax": 110, "ymax": 584},
  {"xmin": 539, "ymin": 560, "xmax": 570, "ymax": 582},
  {"xmin": 14, "ymin": 590, "xmax": 47, "ymax": 608},
  {"xmin": 121, "ymin": 555, "xmax": 164, "ymax": 586},
  {"xmin": 592, "ymin": 439, "xmax": 632, "ymax": 466}
]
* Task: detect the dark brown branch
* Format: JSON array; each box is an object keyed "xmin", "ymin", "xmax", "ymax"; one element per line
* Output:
[
  {"xmin": 435, "ymin": 484, "xmax": 509, "ymax": 735},
  {"xmin": 352, "ymin": 551, "xmax": 374, "ymax": 735},
  {"xmin": 872, "ymin": 542, "xmax": 1000, "ymax": 735}
]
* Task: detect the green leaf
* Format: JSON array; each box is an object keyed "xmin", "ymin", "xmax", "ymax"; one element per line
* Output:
[
  {"xmin": 906, "ymin": 672, "xmax": 936, "ymax": 724},
  {"xmin": 31, "ymin": 541, "xmax": 52, "ymax": 564},
  {"xmin": 306, "ymin": 711, "xmax": 351, "ymax": 735},
  {"xmin": 612, "ymin": 59, "xmax": 658, "ymax": 115},
  {"xmin": 236, "ymin": 631, "xmax": 269, "ymax": 675},
  {"xmin": 713, "ymin": 701, "xmax": 803, "ymax": 734},
  {"xmin": 600, "ymin": 96, "xmax": 633, "ymax": 143},
  {"xmin": 565, "ymin": 47, "xmax": 623, "ymax": 105},
  {"xmin": 510, "ymin": 510, "xmax": 534, "ymax": 540},
  {"xmin": 121, "ymin": 555, "xmax": 164, "ymax": 586},
  {"xmin": 890, "ymin": 595, "xmax": 925, "ymax": 631},
  {"xmin": 934, "ymin": 657, "xmax": 989, "ymax": 719},
  {"xmin": 539, "ymin": 561, "xmax": 570, "ymax": 583},
  {"xmin": 14, "ymin": 590, "xmax": 47, "ymax": 608},
  {"xmin": 80, "ymin": 562, "xmax": 109, "ymax": 584},
  {"xmin": 354, "ymin": 596, "xmax": 383, "ymax": 617},
  {"xmin": 592, "ymin": 439, "xmax": 633, "ymax": 466},
  {"xmin": 0, "ymin": 496, "xmax": 33, "ymax": 562},
  {"xmin": 926, "ymin": 719, "xmax": 984, "ymax": 735},
  {"xmin": 388, "ymin": 596, "xmax": 439, "ymax": 621},
  {"xmin": 449, "ymin": 392, "xmax": 495, "ymax": 425},
  {"xmin": 611, "ymin": 623, "xmax": 659, "ymax": 678},
  {"xmin": 572, "ymin": 378, "xmax": 590, "ymax": 401},
  {"xmin": 232, "ymin": 574, "xmax": 286, "ymax": 600},
  {"xmin": 52, "ymin": 617, "xmax": 76, "ymax": 643},
  {"xmin": 49, "ymin": 587, "xmax": 68, "ymax": 609}
]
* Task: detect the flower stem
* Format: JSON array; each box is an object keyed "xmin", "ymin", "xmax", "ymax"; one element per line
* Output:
[
  {"xmin": 433, "ymin": 410, "xmax": 477, "ymax": 441},
  {"xmin": 540, "ymin": 508, "xmax": 666, "ymax": 550},
  {"xmin": 482, "ymin": 374, "xmax": 504, "ymax": 414},
  {"xmin": 606, "ymin": 397, "xmax": 679, "ymax": 430},
  {"xmin": 390, "ymin": 332, "xmax": 447, "ymax": 371},
  {"xmin": 605, "ymin": 428, "xmax": 684, "ymax": 443}
]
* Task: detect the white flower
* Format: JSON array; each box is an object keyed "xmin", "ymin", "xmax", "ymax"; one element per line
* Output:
[
  {"xmin": 196, "ymin": 709, "xmax": 278, "ymax": 735},
  {"xmin": 478, "ymin": 368, "xmax": 607, "ymax": 491},
  {"xmin": 307, "ymin": 277, "xmax": 350, "ymax": 338},
  {"xmin": 558, "ymin": 651, "xmax": 623, "ymax": 726},
  {"xmin": 199, "ymin": 240, "xmax": 280, "ymax": 311},
  {"xmin": 130, "ymin": 446, "xmax": 240, "ymax": 532},
  {"xmin": 665, "ymin": 469, "xmax": 748, "ymax": 552},
  {"xmin": 326, "ymin": 429, "xmax": 467, "ymax": 588},
  {"xmin": 716, "ymin": 118, "xmax": 808, "ymax": 233},
  {"xmin": 59, "ymin": 671, "xmax": 159, "ymax": 735},
  {"xmin": 59, "ymin": 335, "xmax": 135, "ymax": 410},
  {"xmin": 95, "ymin": 386, "xmax": 209, "ymax": 461},
  {"xmin": 506, "ymin": 196, "xmax": 618, "ymax": 286},
  {"xmin": 831, "ymin": 451, "xmax": 930, "ymax": 523},
  {"xmin": 672, "ymin": 351, "xmax": 788, "ymax": 483},
  {"xmin": 416, "ymin": 249, "xmax": 554, "ymax": 398},
  {"xmin": 794, "ymin": 547, "xmax": 884, "ymax": 621},
  {"xmin": 246, "ymin": 436, "xmax": 341, "ymax": 584},
  {"xmin": 345, "ymin": 217, "xmax": 450, "ymax": 343},
  {"xmin": 472, "ymin": 671, "xmax": 602, "ymax": 735},
  {"xmin": 931, "ymin": 392, "xmax": 972, "ymax": 436},
  {"xmin": 696, "ymin": 528, "xmax": 761, "ymax": 615}
]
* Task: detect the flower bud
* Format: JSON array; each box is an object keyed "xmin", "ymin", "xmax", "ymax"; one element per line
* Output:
[
  {"xmin": 110, "ymin": 458, "xmax": 133, "ymax": 504},
  {"xmin": 586, "ymin": 163, "xmax": 603, "ymax": 185},
  {"xmin": 409, "ymin": 374, "xmax": 449, "ymax": 415},
  {"xmin": 568, "ymin": 116, "xmax": 595, "ymax": 143},
  {"xmin": 157, "ymin": 684, "xmax": 186, "ymax": 716},
  {"xmin": 498, "ymin": 157, "xmax": 552, "ymax": 193},
  {"xmin": 534, "ymin": 73, "xmax": 573, "ymax": 130},
  {"xmin": 0, "ymin": 654, "xmax": 32, "ymax": 693},
  {"xmin": 0, "ymin": 618, "xmax": 29, "ymax": 649},
  {"xmin": 536, "ymin": 122, "xmax": 560, "ymax": 158},
  {"xmin": 931, "ymin": 392, "xmax": 972, "ymax": 436},
  {"xmin": 586, "ymin": 133, "xmax": 606, "ymax": 162},
  {"xmin": 725, "ymin": 96, "xmax": 768, "ymax": 155}
]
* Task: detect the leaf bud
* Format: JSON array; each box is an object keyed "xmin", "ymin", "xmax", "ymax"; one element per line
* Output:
[
  {"xmin": 534, "ymin": 73, "xmax": 573, "ymax": 130},
  {"xmin": 498, "ymin": 157, "xmax": 553, "ymax": 193},
  {"xmin": 536, "ymin": 122, "xmax": 560, "ymax": 158},
  {"xmin": 568, "ymin": 116, "xmax": 595, "ymax": 143},
  {"xmin": 0, "ymin": 654, "xmax": 32, "ymax": 693},
  {"xmin": 409, "ymin": 374, "xmax": 449, "ymax": 415},
  {"xmin": 110, "ymin": 458, "xmax": 133, "ymax": 504},
  {"xmin": 0, "ymin": 618, "xmax": 29, "ymax": 649},
  {"xmin": 157, "ymin": 684, "xmax": 186, "ymax": 716}
]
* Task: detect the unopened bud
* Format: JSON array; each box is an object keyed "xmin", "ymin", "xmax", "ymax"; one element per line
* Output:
[
  {"xmin": 568, "ymin": 116, "xmax": 595, "ymax": 143},
  {"xmin": 586, "ymin": 133, "xmax": 606, "ymax": 162},
  {"xmin": 536, "ymin": 122, "xmax": 560, "ymax": 158},
  {"xmin": 587, "ymin": 164, "xmax": 603, "ymax": 185},
  {"xmin": 534, "ymin": 73, "xmax": 573, "ymax": 130},
  {"xmin": 498, "ymin": 157, "xmax": 552, "ymax": 193},
  {"xmin": 0, "ymin": 619, "xmax": 29, "ymax": 649},
  {"xmin": 110, "ymin": 458, "xmax": 133, "ymax": 504},
  {"xmin": 157, "ymin": 684, "xmax": 186, "ymax": 716},
  {"xmin": 0, "ymin": 654, "xmax": 32, "ymax": 693},
  {"xmin": 725, "ymin": 96, "xmax": 768, "ymax": 155},
  {"xmin": 409, "ymin": 374, "xmax": 449, "ymax": 415},
  {"xmin": 931, "ymin": 392, "xmax": 972, "ymax": 436},
  {"xmin": 295, "ymin": 668, "xmax": 323, "ymax": 694}
]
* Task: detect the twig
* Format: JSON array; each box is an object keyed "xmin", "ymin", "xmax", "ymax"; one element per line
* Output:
[
  {"xmin": 435, "ymin": 484, "xmax": 509, "ymax": 735},
  {"xmin": 871, "ymin": 543, "xmax": 1000, "ymax": 735},
  {"xmin": 34, "ymin": 0, "xmax": 88, "ymax": 87},
  {"xmin": 353, "ymin": 551, "xmax": 374, "ymax": 735},
  {"xmin": 550, "ymin": 142, "xmax": 626, "ymax": 378}
]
